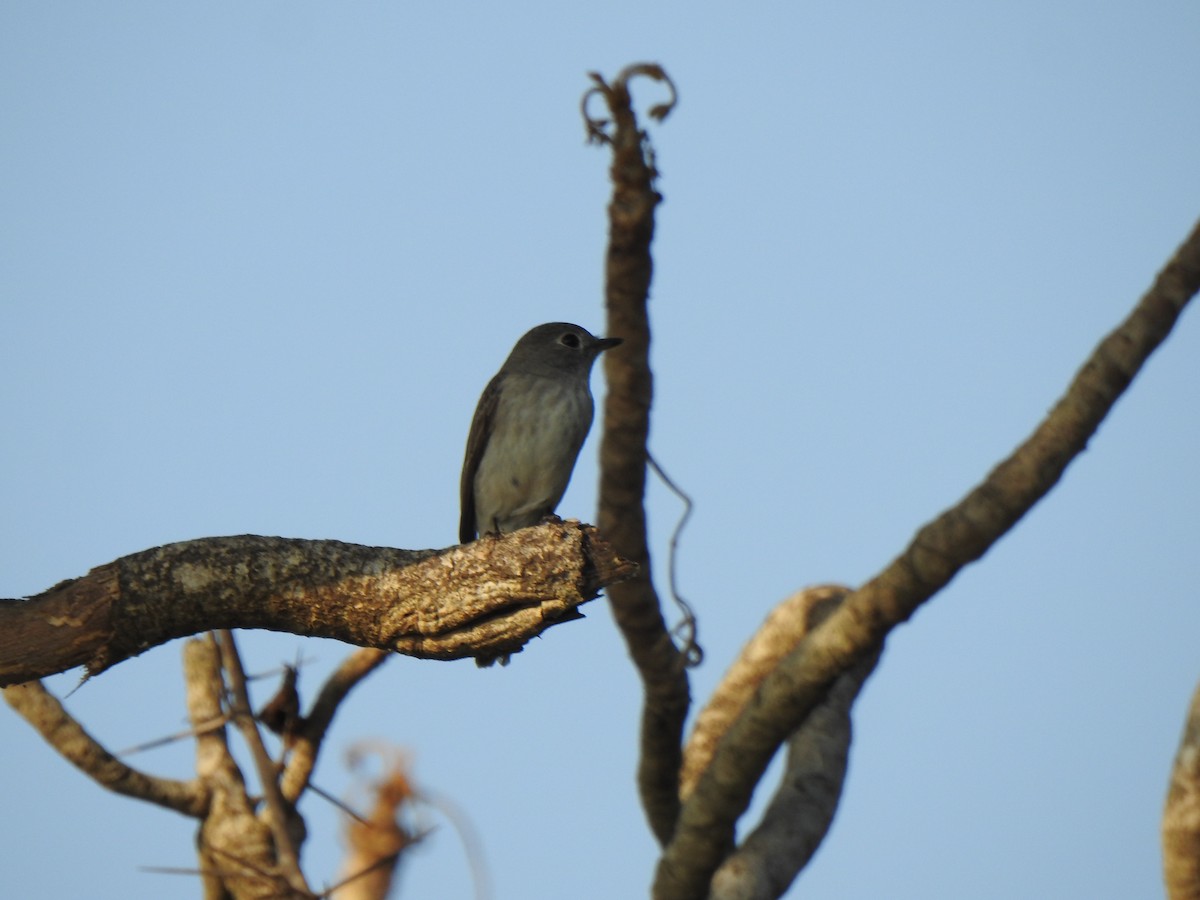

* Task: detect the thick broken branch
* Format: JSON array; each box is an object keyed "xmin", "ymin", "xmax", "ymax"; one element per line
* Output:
[
  {"xmin": 653, "ymin": 218, "xmax": 1200, "ymax": 899},
  {"xmin": 589, "ymin": 63, "xmax": 692, "ymax": 848},
  {"xmin": 0, "ymin": 522, "xmax": 634, "ymax": 685}
]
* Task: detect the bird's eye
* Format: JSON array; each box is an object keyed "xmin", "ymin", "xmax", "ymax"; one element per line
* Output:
[{"xmin": 560, "ymin": 333, "xmax": 581, "ymax": 348}]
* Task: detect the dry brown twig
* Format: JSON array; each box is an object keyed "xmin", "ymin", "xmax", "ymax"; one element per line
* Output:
[{"xmin": 281, "ymin": 646, "xmax": 391, "ymax": 804}]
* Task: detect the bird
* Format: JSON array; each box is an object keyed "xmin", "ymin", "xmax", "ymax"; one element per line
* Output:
[{"xmin": 459, "ymin": 322, "xmax": 622, "ymax": 544}]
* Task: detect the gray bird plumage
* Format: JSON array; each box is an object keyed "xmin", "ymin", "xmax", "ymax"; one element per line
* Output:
[{"xmin": 459, "ymin": 322, "xmax": 622, "ymax": 544}]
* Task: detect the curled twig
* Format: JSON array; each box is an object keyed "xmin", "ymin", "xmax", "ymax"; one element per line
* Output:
[
  {"xmin": 581, "ymin": 63, "xmax": 678, "ymax": 145},
  {"xmin": 647, "ymin": 452, "xmax": 702, "ymax": 668}
]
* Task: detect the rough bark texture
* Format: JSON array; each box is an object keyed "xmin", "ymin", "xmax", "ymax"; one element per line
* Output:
[
  {"xmin": 1164, "ymin": 677, "xmax": 1200, "ymax": 900},
  {"xmin": 653, "ymin": 218, "xmax": 1200, "ymax": 900},
  {"xmin": 0, "ymin": 522, "xmax": 634, "ymax": 685},
  {"xmin": 587, "ymin": 63, "xmax": 692, "ymax": 847}
]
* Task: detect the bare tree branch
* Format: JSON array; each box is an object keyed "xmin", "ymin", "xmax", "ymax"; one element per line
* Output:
[
  {"xmin": 330, "ymin": 746, "xmax": 420, "ymax": 900},
  {"xmin": 679, "ymin": 587, "xmax": 874, "ymax": 899},
  {"xmin": 708, "ymin": 662, "xmax": 873, "ymax": 900},
  {"xmin": 654, "ymin": 218, "xmax": 1200, "ymax": 899},
  {"xmin": 684, "ymin": 587, "xmax": 877, "ymax": 900},
  {"xmin": 588, "ymin": 62, "xmax": 692, "ymax": 848},
  {"xmin": 216, "ymin": 631, "xmax": 312, "ymax": 897},
  {"xmin": 2, "ymin": 679, "xmax": 208, "ymax": 818},
  {"xmin": 1164, "ymin": 676, "xmax": 1200, "ymax": 900},
  {"xmin": 281, "ymin": 647, "xmax": 390, "ymax": 804},
  {"xmin": 0, "ymin": 523, "xmax": 634, "ymax": 685},
  {"xmin": 679, "ymin": 587, "xmax": 851, "ymax": 800}
]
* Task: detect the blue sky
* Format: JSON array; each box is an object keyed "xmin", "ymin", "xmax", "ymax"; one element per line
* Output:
[{"xmin": 2, "ymin": 3, "xmax": 1199, "ymax": 898}]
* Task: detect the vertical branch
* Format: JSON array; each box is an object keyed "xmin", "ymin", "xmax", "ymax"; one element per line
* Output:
[
  {"xmin": 186, "ymin": 636, "xmax": 281, "ymax": 900},
  {"xmin": 215, "ymin": 631, "xmax": 313, "ymax": 898},
  {"xmin": 584, "ymin": 63, "xmax": 688, "ymax": 845}
]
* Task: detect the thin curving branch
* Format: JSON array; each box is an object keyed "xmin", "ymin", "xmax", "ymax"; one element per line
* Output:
[
  {"xmin": 3, "ymin": 679, "xmax": 209, "ymax": 818},
  {"xmin": 654, "ymin": 218, "xmax": 1200, "ymax": 899},
  {"xmin": 0, "ymin": 522, "xmax": 634, "ymax": 685},
  {"xmin": 588, "ymin": 62, "xmax": 693, "ymax": 848}
]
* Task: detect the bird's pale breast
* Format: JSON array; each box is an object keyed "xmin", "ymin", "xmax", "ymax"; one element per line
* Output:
[{"xmin": 472, "ymin": 372, "xmax": 594, "ymax": 534}]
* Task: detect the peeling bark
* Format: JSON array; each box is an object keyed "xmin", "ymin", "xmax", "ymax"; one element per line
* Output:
[{"xmin": 0, "ymin": 522, "xmax": 634, "ymax": 685}]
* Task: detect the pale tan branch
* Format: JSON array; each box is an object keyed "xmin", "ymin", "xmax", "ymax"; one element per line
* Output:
[
  {"xmin": 679, "ymin": 586, "xmax": 851, "ymax": 800},
  {"xmin": 682, "ymin": 586, "xmax": 876, "ymax": 900},
  {"xmin": 2, "ymin": 680, "xmax": 208, "ymax": 817},
  {"xmin": 330, "ymin": 747, "xmax": 418, "ymax": 900},
  {"xmin": 707, "ymin": 665, "xmax": 871, "ymax": 900},
  {"xmin": 0, "ymin": 522, "xmax": 634, "ymax": 685},
  {"xmin": 654, "ymin": 217, "xmax": 1200, "ymax": 900},
  {"xmin": 1164, "ymin": 676, "xmax": 1200, "ymax": 900}
]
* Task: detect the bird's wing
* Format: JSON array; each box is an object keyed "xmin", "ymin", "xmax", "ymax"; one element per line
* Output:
[{"xmin": 459, "ymin": 373, "xmax": 503, "ymax": 543}]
